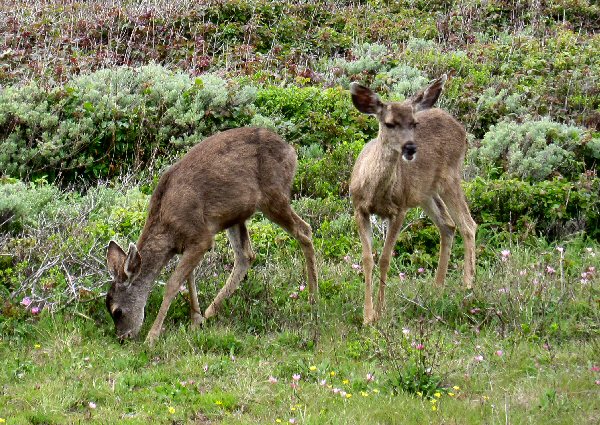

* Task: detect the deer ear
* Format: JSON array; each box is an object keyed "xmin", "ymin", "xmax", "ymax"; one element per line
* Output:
[
  {"xmin": 107, "ymin": 240, "xmax": 127, "ymax": 279},
  {"xmin": 124, "ymin": 242, "xmax": 142, "ymax": 281},
  {"xmin": 350, "ymin": 82, "xmax": 383, "ymax": 115},
  {"xmin": 411, "ymin": 74, "xmax": 447, "ymax": 112}
]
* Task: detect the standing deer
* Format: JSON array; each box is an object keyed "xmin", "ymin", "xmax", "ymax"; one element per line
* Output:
[
  {"xmin": 349, "ymin": 75, "xmax": 476, "ymax": 324},
  {"xmin": 106, "ymin": 127, "xmax": 318, "ymax": 344}
]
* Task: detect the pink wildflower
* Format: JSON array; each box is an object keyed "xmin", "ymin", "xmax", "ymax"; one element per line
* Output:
[
  {"xmin": 351, "ymin": 263, "xmax": 361, "ymax": 271},
  {"xmin": 292, "ymin": 374, "xmax": 301, "ymax": 381},
  {"xmin": 474, "ymin": 355, "xmax": 484, "ymax": 362},
  {"xmin": 546, "ymin": 266, "xmax": 556, "ymax": 274},
  {"xmin": 588, "ymin": 266, "xmax": 596, "ymax": 273},
  {"xmin": 402, "ymin": 327, "xmax": 410, "ymax": 335},
  {"xmin": 31, "ymin": 307, "xmax": 40, "ymax": 315},
  {"xmin": 495, "ymin": 350, "xmax": 503, "ymax": 357},
  {"xmin": 298, "ymin": 285, "xmax": 305, "ymax": 292},
  {"xmin": 289, "ymin": 292, "xmax": 299, "ymax": 300},
  {"xmin": 21, "ymin": 297, "xmax": 32, "ymax": 307},
  {"xmin": 333, "ymin": 387, "xmax": 340, "ymax": 394},
  {"xmin": 320, "ymin": 379, "xmax": 327, "ymax": 386},
  {"xmin": 88, "ymin": 401, "xmax": 97, "ymax": 409},
  {"xmin": 590, "ymin": 366, "xmax": 599, "ymax": 372},
  {"xmin": 417, "ymin": 267, "xmax": 425, "ymax": 274},
  {"xmin": 415, "ymin": 343, "xmax": 425, "ymax": 350},
  {"xmin": 343, "ymin": 255, "xmax": 351, "ymax": 262},
  {"xmin": 268, "ymin": 376, "xmax": 278, "ymax": 384},
  {"xmin": 556, "ymin": 246, "xmax": 564, "ymax": 254},
  {"xmin": 501, "ymin": 250, "xmax": 510, "ymax": 261},
  {"xmin": 399, "ymin": 272, "xmax": 406, "ymax": 281},
  {"xmin": 289, "ymin": 418, "xmax": 296, "ymax": 424},
  {"xmin": 203, "ymin": 364, "xmax": 208, "ymax": 372},
  {"xmin": 366, "ymin": 373, "xmax": 374, "ymax": 382},
  {"xmin": 519, "ymin": 269, "xmax": 527, "ymax": 276},
  {"xmin": 596, "ymin": 380, "xmax": 600, "ymax": 386}
]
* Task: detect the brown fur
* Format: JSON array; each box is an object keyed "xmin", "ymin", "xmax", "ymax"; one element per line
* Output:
[
  {"xmin": 106, "ymin": 127, "xmax": 318, "ymax": 344},
  {"xmin": 349, "ymin": 76, "xmax": 477, "ymax": 325}
]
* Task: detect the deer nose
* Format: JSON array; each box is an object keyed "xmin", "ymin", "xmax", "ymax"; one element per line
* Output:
[
  {"xmin": 402, "ymin": 142, "xmax": 417, "ymax": 161},
  {"xmin": 117, "ymin": 330, "xmax": 132, "ymax": 343}
]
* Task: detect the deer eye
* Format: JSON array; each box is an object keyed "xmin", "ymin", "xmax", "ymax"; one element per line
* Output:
[
  {"xmin": 384, "ymin": 122, "xmax": 396, "ymax": 129},
  {"xmin": 409, "ymin": 122, "xmax": 417, "ymax": 129}
]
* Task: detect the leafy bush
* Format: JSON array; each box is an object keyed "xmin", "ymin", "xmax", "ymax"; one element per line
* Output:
[
  {"xmin": 0, "ymin": 178, "xmax": 64, "ymax": 232},
  {"xmin": 466, "ymin": 175, "xmax": 600, "ymax": 240},
  {"xmin": 0, "ymin": 65, "xmax": 256, "ymax": 181},
  {"xmin": 469, "ymin": 118, "xmax": 590, "ymax": 181}
]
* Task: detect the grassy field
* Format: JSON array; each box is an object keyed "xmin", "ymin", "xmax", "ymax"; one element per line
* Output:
[
  {"xmin": 1, "ymin": 0, "xmax": 599, "ymax": 423},
  {"xmin": 1, "ymin": 237, "xmax": 599, "ymax": 424}
]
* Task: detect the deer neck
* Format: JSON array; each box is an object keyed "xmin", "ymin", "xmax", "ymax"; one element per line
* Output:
[
  {"xmin": 371, "ymin": 136, "xmax": 401, "ymax": 193},
  {"xmin": 133, "ymin": 231, "xmax": 174, "ymax": 297}
]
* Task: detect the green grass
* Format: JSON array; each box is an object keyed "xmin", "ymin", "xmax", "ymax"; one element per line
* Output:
[{"xmin": 1, "ymin": 243, "xmax": 599, "ymax": 424}]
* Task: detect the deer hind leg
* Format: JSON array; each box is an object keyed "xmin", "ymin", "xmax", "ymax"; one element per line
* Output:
[
  {"xmin": 355, "ymin": 210, "xmax": 376, "ymax": 324},
  {"xmin": 186, "ymin": 270, "xmax": 204, "ymax": 328},
  {"xmin": 204, "ymin": 222, "xmax": 255, "ymax": 319},
  {"xmin": 261, "ymin": 203, "xmax": 318, "ymax": 305},
  {"xmin": 146, "ymin": 239, "xmax": 213, "ymax": 345},
  {"xmin": 375, "ymin": 210, "xmax": 407, "ymax": 320},
  {"xmin": 440, "ymin": 185, "xmax": 477, "ymax": 289},
  {"xmin": 422, "ymin": 195, "xmax": 456, "ymax": 286}
]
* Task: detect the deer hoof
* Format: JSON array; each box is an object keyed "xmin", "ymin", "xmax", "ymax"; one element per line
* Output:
[
  {"xmin": 145, "ymin": 331, "xmax": 159, "ymax": 346},
  {"xmin": 191, "ymin": 313, "xmax": 205, "ymax": 329},
  {"xmin": 363, "ymin": 311, "xmax": 379, "ymax": 325}
]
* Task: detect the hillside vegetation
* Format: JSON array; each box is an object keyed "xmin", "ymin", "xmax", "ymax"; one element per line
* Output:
[{"xmin": 0, "ymin": 1, "xmax": 599, "ymax": 424}]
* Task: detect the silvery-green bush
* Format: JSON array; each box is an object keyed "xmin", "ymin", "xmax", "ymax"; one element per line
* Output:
[
  {"xmin": 469, "ymin": 118, "xmax": 592, "ymax": 181},
  {"xmin": 0, "ymin": 65, "xmax": 256, "ymax": 182},
  {"xmin": 0, "ymin": 179, "xmax": 62, "ymax": 232},
  {"xmin": 374, "ymin": 64, "xmax": 429, "ymax": 99}
]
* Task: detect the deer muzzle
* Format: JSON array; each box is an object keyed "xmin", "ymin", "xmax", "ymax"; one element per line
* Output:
[{"xmin": 401, "ymin": 142, "xmax": 417, "ymax": 162}]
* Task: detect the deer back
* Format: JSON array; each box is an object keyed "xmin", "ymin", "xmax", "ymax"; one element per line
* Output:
[{"xmin": 140, "ymin": 127, "xmax": 297, "ymax": 253}]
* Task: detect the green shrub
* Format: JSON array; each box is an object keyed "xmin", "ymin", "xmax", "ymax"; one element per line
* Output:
[
  {"xmin": 465, "ymin": 175, "xmax": 600, "ymax": 240},
  {"xmin": 469, "ymin": 118, "xmax": 589, "ymax": 181},
  {"xmin": 0, "ymin": 178, "xmax": 63, "ymax": 232},
  {"xmin": 0, "ymin": 65, "xmax": 256, "ymax": 182}
]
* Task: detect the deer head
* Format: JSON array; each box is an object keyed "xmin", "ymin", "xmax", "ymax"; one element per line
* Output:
[
  {"xmin": 349, "ymin": 74, "xmax": 447, "ymax": 161},
  {"xmin": 106, "ymin": 240, "xmax": 147, "ymax": 340}
]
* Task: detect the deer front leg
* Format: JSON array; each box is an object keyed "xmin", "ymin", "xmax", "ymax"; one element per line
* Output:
[
  {"xmin": 376, "ymin": 211, "xmax": 407, "ymax": 319},
  {"xmin": 356, "ymin": 210, "xmax": 376, "ymax": 325},
  {"xmin": 146, "ymin": 243, "xmax": 210, "ymax": 346}
]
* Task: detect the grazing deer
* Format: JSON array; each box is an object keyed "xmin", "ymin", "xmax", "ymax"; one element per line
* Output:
[
  {"xmin": 106, "ymin": 127, "xmax": 318, "ymax": 344},
  {"xmin": 349, "ymin": 75, "xmax": 477, "ymax": 324}
]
